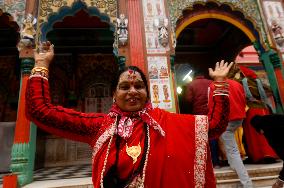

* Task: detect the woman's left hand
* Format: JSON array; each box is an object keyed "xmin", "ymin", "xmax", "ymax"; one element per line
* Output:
[{"xmin": 209, "ymin": 60, "xmax": 234, "ymax": 81}]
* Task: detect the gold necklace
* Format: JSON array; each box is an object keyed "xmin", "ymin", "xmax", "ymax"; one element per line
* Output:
[{"xmin": 126, "ymin": 142, "xmax": 141, "ymax": 164}]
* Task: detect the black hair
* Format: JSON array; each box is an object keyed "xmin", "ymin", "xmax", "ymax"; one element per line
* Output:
[{"xmin": 111, "ymin": 66, "xmax": 150, "ymax": 98}]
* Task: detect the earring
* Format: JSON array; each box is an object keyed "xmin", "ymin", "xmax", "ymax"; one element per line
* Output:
[{"xmin": 113, "ymin": 98, "xmax": 116, "ymax": 103}]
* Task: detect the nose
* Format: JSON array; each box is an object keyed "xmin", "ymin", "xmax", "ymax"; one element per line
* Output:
[{"xmin": 128, "ymin": 86, "xmax": 138, "ymax": 94}]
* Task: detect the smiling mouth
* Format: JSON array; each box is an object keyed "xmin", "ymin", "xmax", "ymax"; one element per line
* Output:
[{"xmin": 127, "ymin": 98, "xmax": 139, "ymax": 103}]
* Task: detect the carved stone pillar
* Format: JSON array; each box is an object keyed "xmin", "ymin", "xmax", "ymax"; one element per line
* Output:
[
  {"xmin": 259, "ymin": 48, "xmax": 284, "ymax": 113},
  {"xmin": 10, "ymin": 47, "xmax": 36, "ymax": 186}
]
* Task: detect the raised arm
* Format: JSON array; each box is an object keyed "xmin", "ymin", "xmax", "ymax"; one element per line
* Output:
[
  {"xmin": 207, "ymin": 60, "xmax": 233, "ymax": 139},
  {"xmin": 26, "ymin": 42, "xmax": 105, "ymax": 144}
]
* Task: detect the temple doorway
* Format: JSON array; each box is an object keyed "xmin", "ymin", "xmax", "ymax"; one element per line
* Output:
[
  {"xmin": 174, "ymin": 2, "xmax": 262, "ymax": 113},
  {"xmin": 35, "ymin": 7, "xmax": 117, "ymax": 167}
]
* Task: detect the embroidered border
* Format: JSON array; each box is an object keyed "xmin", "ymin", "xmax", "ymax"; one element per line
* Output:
[
  {"xmin": 92, "ymin": 121, "xmax": 116, "ymax": 161},
  {"xmin": 194, "ymin": 115, "xmax": 209, "ymax": 188}
]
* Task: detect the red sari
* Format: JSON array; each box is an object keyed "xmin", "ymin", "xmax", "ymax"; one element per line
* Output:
[
  {"xmin": 26, "ymin": 77, "xmax": 229, "ymax": 188},
  {"xmin": 243, "ymin": 107, "xmax": 278, "ymax": 162},
  {"xmin": 239, "ymin": 66, "xmax": 278, "ymax": 162}
]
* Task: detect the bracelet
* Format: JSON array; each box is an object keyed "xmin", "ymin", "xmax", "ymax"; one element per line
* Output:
[
  {"xmin": 213, "ymin": 90, "xmax": 229, "ymax": 94},
  {"xmin": 213, "ymin": 93, "xmax": 229, "ymax": 97},
  {"xmin": 30, "ymin": 67, "xmax": 49, "ymax": 79},
  {"xmin": 212, "ymin": 81, "xmax": 229, "ymax": 96},
  {"xmin": 31, "ymin": 66, "xmax": 49, "ymax": 73},
  {"xmin": 29, "ymin": 74, "xmax": 48, "ymax": 80}
]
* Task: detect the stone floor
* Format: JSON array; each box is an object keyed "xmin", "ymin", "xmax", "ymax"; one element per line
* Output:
[
  {"xmin": 0, "ymin": 161, "xmax": 282, "ymax": 188},
  {"xmin": 215, "ymin": 160, "xmax": 282, "ymax": 187}
]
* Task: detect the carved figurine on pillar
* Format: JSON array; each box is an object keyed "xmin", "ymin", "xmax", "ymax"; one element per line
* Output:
[
  {"xmin": 154, "ymin": 17, "xmax": 169, "ymax": 47},
  {"xmin": 116, "ymin": 14, "xmax": 128, "ymax": 46},
  {"xmin": 17, "ymin": 14, "xmax": 37, "ymax": 51},
  {"xmin": 270, "ymin": 19, "xmax": 284, "ymax": 47}
]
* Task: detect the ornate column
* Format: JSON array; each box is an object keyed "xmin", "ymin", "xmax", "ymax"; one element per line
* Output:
[
  {"xmin": 7, "ymin": 14, "xmax": 38, "ymax": 186},
  {"xmin": 259, "ymin": 47, "xmax": 284, "ymax": 113},
  {"xmin": 127, "ymin": 0, "xmax": 146, "ymax": 72},
  {"xmin": 9, "ymin": 47, "xmax": 36, "ymax": 186},
  {"xmin": 267, "ymin": 50, "xmax": 284, "ymax": 112}
]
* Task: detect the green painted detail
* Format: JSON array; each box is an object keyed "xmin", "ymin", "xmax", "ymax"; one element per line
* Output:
[
  {"xmin": 28, "ymin": 123, "xmax": 37, "ymax": 183},
  {"xmin": 118, "ymin": 56, "xmax": 126, "ymax": 71},
  {"xmin": 170, "ymin": 55, "xmax": 175, "ymax": 72},
  {"xmin": 269, "ymin": 52, "xmax": 281, "ymax": 69},
  {"xmin": 260, "ymin": 50, "xmax": 284, "ymax": 113},
  {"xmin": 166, "ymin": 70, "xmax": 176, "ymax": 113},
  {"xmin": 253, "ymin": 41, "xmax": 261, "ymax": 55},
  {"xmin": 10, "ymin": 143, "xmax": 30, "ymax": 186},
  {"xmin": 10, "ymin": 123, "xmax": 37, "ymax": 186},
  {"xmin": 21, "ymin": 58, "xmax": 35, "ymax": 75}
]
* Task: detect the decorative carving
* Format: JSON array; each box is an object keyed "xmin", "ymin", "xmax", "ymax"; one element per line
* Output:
[
  {"xmin": 270, "ymin": 19, "xmax": 284, "ymax": 47},
  {"xmin": 38, "ymin": 0, "xmax": 117, "ymax": 38},
  {"xmin": 167, "ymin": 0, "xmax": 268, "ymax": 50},
  {"xmin": 17, "ymin": 14, "xmax": 36, "ymax": 51},
  {"xmin": 10, "ymin": 143, "xmax": 30, "ymax": 186},
  {"xmin": 21, "ymin": 58, "xmax": 35, "ymax": 75},
  {"xmin": 116, "ymin": 14, "xmax": 128, "ymax": 46},
  {"xmin": 269, "ymin": 50, "xmax": 281, "ymax": 68},
  {"xmin": 154, "ymin": 17, "xmax": 169, "ymax": 47},
  {"xmin": 2, "ymin": 1, "xmax": 25, "ymax": 24}
]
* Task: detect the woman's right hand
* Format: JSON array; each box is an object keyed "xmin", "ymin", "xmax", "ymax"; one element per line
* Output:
[
  {"xmin": 34, "ymin": 41, "xmax": 54, "ymax": 68},
  {"xmin": 209, "ymin": 60, "xmax": 234, "ymax": 81}
]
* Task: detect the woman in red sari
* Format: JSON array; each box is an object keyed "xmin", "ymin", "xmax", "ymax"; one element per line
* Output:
[
  {"xmin": 238, "ymin": 66, "xmax": 278, "ymax": 163},
  {"xmin": 26, "ymin": 42, "xmax": 233, "ymax": 188}
]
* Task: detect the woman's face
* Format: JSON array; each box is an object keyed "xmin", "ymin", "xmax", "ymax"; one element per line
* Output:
[{"xmin": 114, "ymin": 70, "xmax": 148, "ymax": 112}]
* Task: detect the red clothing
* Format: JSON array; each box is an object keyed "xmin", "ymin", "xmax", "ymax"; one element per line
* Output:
[
  {"xmin": 184, "ymin": 76, "xmax": 212, "ymax": 115},
  {"xmin": 243, "ymin": 108, "xmax": 278, "ymax": 162},
  {"xmin": 26, "ymin": 77, "xmax": 230, "ymax": 188},
  {"xmin": 240, "ymin": 77, "xmax": 278, "ymax": 162},
  {"xmin": 227, "ymin": 79, "xmax": 246, "ymax": 121}
]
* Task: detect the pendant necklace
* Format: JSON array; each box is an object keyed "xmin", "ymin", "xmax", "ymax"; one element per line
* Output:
[{"xmin": 126, "ymin": 142, "xmax": 141, "ymax": 164}]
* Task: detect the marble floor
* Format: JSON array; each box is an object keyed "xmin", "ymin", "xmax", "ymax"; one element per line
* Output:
[{"xmin": 0, "ymin": 162, "xmax": 282, "ymax": 188}]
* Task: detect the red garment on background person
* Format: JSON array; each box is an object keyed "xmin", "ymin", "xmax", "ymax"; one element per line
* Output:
[
  {"xmin": 184, "ymin": 75, "xmax": 212, "ymax": 115},
  {"xmin": 227, "ymin": 79, "xmax": 246, "ymax": 121},
  {"xmin": 26, "ymin": 77, "xmax": 230, "ymax": 188},
  {"xmin": 208, "ymin": 79, "xmax": 246, "ymax": 121},
  {"xmin": 239, "ymin": 66, "xmax": 278, "ymax": 162},
  {"xmin": 243, "ymin": 107, "xmax": 278, "ymax": 162}
]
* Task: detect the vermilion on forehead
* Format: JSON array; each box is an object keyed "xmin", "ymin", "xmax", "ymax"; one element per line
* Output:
[{"xmin": 119, "ymin": 70, "xmax": 143, "ymax": 82}]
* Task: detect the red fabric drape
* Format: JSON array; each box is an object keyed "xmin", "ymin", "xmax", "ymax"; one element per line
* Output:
[{"xmin": 243, "ymin": 107, "xmax": 278, "ymax": 162}]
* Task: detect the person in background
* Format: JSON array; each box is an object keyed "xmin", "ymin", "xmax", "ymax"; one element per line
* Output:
[
  {"xmin": 184, "ymin": 70, "xmax": 212, "ymax": 115},
  {"xmin": 183, "ymin": 70, "xmax": 220, "ymax": 168},
  {"xmin": 213, "ymin": 65, "xmax": 253, "ymax": 188},
  {"xmin": 251, "ymin": 114, "xmax": 284, "ymax": 188},
  {"xmin": 238, "ymin": 65, "xmax": 278, "ymax": 163}
]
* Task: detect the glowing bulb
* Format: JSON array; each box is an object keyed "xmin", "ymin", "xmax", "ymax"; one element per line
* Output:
[{"xmin": 177, "ymin": 86, "xmax": 182, "ymax": 94}]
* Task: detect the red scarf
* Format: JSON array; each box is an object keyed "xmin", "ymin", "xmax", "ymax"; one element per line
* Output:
[{"xmin": 108, "ymin": 103, "xmax": 165, "ymax": 139}]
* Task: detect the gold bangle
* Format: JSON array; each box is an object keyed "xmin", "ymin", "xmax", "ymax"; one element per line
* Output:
[
  {"xmin": 32, "ymin": 66, "xmax": 49, "ymax": 72},
  {"xmin": 31, "ymin": 67, "xmax": 49, "ymax": 78},
  {"xmin": 31, "ymin": 67, "xmax": 49, "ymax": 75},
  {"xmin": 30, "ymin": 71, "xmax": 49, "ymax": 79}
]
